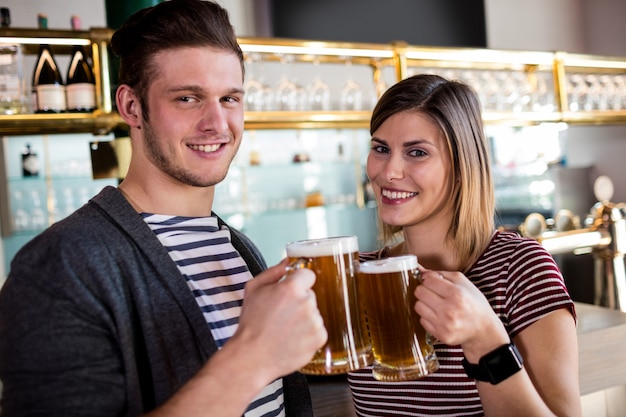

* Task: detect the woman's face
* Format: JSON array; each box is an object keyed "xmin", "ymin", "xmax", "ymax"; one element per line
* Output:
[{"xmin": 366, "ymin": 110, "xmax": 455, "ymax": 231}]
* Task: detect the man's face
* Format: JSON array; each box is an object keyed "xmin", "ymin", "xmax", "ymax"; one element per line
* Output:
[{"xmin": 137, "ymin": 46, "xmax": 244, "ymax": 188}]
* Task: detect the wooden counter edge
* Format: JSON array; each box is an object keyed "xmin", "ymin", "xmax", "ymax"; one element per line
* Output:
[{"xmin": 575, "ymin": 302, "xmax": 626, "ymax": 395}]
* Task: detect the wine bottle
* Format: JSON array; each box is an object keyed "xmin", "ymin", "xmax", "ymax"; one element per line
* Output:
[
  {"xmin": 66, "ymin": 15, "xmax": 96, "ymax": 112},
  {"xmin": 32, "ymin": 14, "xmax": 66, "ymax": 113},
  {"xmin": 21, "ymin": 143, "xmax": 39, "ymax": 177},
  {"xmin": 1, "ymin": 7, "xmax": 10, "ymax": 27}
]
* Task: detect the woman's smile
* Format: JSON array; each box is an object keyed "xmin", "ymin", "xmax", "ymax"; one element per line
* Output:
[{"xmin": 381, "ymin": 188, "xmax": 418, "ymax": 203}]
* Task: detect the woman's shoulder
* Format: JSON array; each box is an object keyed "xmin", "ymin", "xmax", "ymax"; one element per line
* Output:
[
  {"xmin": 473, "ymin": 230, "xmax": 557, "ymax": 277},
  {"xmin": 487, "ymin": 230, "xmax": 547, "ymax": 255}
]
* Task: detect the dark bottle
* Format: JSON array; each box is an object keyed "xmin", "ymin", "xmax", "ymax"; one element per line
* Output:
[
  {"xmin": 32, "ymin": 14, "xmax": 67, "ymax": 113},
  {"xmin": 22, "ymin": 144, "xmax": 39, "ymax": 177},
  {"xmin": 1, "ymin": 8, "xmax": 10, "ymax": 27},
  {"xmin": 66, "ymin": 15, "xmax": 96, "ymax": 112}
]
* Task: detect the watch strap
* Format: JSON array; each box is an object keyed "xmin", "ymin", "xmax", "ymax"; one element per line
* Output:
[{"xmin": 462, "ymin": 342, "xmax": 523, "ymax": 385}]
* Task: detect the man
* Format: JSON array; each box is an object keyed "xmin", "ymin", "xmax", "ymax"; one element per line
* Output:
[{"xmin": 0, "ymin": 1, "xmax": 327, "ymax": 416}]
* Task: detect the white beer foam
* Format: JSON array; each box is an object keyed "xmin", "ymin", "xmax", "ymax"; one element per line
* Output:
[
  {"xmin": 286, "ymin": 235, "xmax": 358, "ymax": 257},
  {"xmin": 359, "ymin": 255, "xmax": 418, "ymax": 274}
]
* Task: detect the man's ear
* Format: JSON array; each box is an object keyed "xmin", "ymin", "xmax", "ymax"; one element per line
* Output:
[{"xmin": 116, "ymin": 84, "xmax": 142, "ymax": 129}]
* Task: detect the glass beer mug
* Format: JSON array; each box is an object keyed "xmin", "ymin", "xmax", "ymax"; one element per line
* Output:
[
  {"xmin": 358, "ymin": 255, "xmax": 439, "ymax": 381},
  {"xmin": 285, "ymin": 235, "xmax": 372, "ymax": 375}
]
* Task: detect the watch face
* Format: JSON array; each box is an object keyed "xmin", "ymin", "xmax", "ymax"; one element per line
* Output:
[{"xmin": 483, "ymin": 344, "xmax": 523, "ymax": 384}]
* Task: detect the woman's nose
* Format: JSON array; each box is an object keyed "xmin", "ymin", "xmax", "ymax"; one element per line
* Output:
[{"xmin": 384, "ymin": 158, "xmax": 404, "ymax": 183}]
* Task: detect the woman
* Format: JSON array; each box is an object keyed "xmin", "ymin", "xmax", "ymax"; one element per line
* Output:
[{"xmin": 348, "ymin": 74, "xmax": 582, "ymax": 417}]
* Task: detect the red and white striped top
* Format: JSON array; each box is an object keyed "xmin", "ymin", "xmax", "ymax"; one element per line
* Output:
[{"xmin": 349, "ymin": 230, "xmax": 576, "ymax": 417}]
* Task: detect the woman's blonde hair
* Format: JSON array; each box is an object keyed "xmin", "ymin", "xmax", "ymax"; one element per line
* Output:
[{"xmin": 370, "ymin": 74, "xmax": 494, "ymax": 270}]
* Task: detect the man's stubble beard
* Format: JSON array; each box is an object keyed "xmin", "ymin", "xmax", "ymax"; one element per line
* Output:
[{"xmin": 142, "ymin": 121, "xmax": 238, "ymax": 188}]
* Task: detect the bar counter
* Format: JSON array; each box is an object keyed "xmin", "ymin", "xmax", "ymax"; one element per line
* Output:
[
  {"xmin": 307, "ymin": 302, "xmax": 626, "ymax": 417},
  {"xmin": 575, "ymin": 302, "xmax": 626, "ymax": 395}
]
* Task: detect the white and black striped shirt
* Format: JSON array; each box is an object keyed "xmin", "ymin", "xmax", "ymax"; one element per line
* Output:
[{"xmin": 144, "ymin": 214, "xmax": 285, "ymax": 417}]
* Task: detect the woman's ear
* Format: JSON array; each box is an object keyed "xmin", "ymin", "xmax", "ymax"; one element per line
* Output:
[{"xmin": 116, "ymin": 84, "xmax": 142, "ymax": 129}]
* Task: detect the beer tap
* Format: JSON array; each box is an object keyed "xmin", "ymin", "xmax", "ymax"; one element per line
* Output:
[{"xmin": 520, "ymin": 176, "xmax": 626, "ymax": 312}]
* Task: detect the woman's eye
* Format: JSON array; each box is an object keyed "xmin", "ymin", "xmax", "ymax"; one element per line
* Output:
[
  {"xmin": 408, "ymin": 149, "xmax": 427, "ymax": 157},
  {"xmin": 371, "ymin": 144, "xmax": 390, "ymax": 154}
]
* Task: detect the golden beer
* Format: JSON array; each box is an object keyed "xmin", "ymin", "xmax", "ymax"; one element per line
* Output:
[
  {"xmin": 286, "ymin": 236, "xmax": 372, "ymax": 375},
  {"xmin": 359, "ymin": 255, "xmax": 439, "ymax": 381}
]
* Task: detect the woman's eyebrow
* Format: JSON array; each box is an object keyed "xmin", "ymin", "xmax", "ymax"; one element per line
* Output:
[{"xmin": 371, "ymin": 136, "xmax": 429, "ymax": 147}]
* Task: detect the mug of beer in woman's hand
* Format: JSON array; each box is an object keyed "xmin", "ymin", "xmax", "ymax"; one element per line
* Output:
[{"xmin": 358, "ymin": 255, "xmax": 439, "ymax": 381}]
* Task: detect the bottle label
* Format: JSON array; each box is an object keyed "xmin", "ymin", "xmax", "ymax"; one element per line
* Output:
[
  {"xmin": 22, "ymin": 154, "xmax": 39, "ymax": 176},
  {"xmin": 36, "ymin": 84, "xmax": 66, "ymax": 111},
  {"xmin": 66, "ymin": 83, "xmax": 96, "ymax": 111}
]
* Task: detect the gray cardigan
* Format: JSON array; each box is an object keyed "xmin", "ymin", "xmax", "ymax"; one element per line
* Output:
[{"xmin": 0, "ymin": 186, "xmax": 313, "ymax": 416}]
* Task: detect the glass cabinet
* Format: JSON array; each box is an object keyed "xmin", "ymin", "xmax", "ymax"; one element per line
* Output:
[
  {"xmin": 0, "ymin": 27, "xmax": 119, "ymax": 275},
  {"xmin": 2, "ymin": 28, "xmax": 626, "ymax": 272},
  {"xmin": 0, "ymin": 26, "xmax": 119, "ymax": 135},
  {"xmin": 1, "ymin": 29, "xmax": 625, "ymax": 134}
]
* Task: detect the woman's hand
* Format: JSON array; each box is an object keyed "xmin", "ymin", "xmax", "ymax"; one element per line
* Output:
[{"xmin": 414, "ymin": 266, "xmax": 509, "ymax": 361}]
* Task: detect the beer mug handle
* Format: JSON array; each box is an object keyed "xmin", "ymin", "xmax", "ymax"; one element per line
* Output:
[
  {"xmin": 279, "ymin": 257, "xmax": 311, "ymax": 282},
  {"xmin": 413, "ymin": 268, "xmax": 440, "ymax": 347},
  {"xmin": 412, "ymin": 268, "xmax": 422, "ymax": 283},
  {"xmin": 287, "ymin": 257, "xmax": 310, "ymax": 272},
  {"xmin": 426, "ymin": 332, "xmax": 438, "ymax": 348}
]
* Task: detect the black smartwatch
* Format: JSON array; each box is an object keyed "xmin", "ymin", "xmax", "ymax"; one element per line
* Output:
[{"xmin": 462, "ymin": 342, "xmax": 523, "ymax": 385}]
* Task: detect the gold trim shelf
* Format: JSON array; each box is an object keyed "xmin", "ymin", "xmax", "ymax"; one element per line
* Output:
[
  {"xmin": 1, "ymin": 27, "xmax": 626, "ymax": 136},
  {"xmin": 244, "ymin": 110, "xmax": 371, "ymax": 130},
  {"xmin": 0, "ymin": 112, "xmax": 123, "ymax": 136}
]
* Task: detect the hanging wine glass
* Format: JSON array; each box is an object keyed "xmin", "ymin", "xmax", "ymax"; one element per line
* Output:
[
  {"xmin": 567, "ymin": 73, "xmax": 585, "ymax": 111},
  {"xmin": 530, "ymin": 71, "xmax": 547, "ymax": 112},
  {"xmin": 582, "ymin": 74, "xmax": 600, "ymax": 111},
  {"xmin": 306, "ymin": 56, "xmax": 330, "ymax": 111},
  {"xmin": 480, "ymin": 70, "xmax": 500, "ymax": 112},
  {"xmin": 243, "ymin": 53, "xmax": 272, "ymax": 111},
  {"xmin": 496, "ymin": 70, "xmax": 518, "ymax": 112},
  {"xmin": 511, "ymin": 70, "xmax": 532, "ymax": 113},
  {"xmin": 612, "ymin": 74, "xmax": 626, "ymax": 110},
  {"xmin": 598, "ymin": 74, "xmax": 615, "ymax": 110},
  {"xmin": 274, "ymin": 54, "xmax": 302, "ymax": 111},
  {"xmin": 339, "ymin": 57, "xmax": 363, "ymax": 111}
]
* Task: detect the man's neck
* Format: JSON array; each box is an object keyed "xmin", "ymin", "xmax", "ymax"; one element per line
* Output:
[{"xmin": 118, "ymin": 179, "xmax": 215, "ymax": 217}]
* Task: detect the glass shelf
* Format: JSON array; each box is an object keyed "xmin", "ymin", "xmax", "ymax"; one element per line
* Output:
[{"xmin": 2, "ymin": 29, "xmax": 626, "ymax": 136}]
